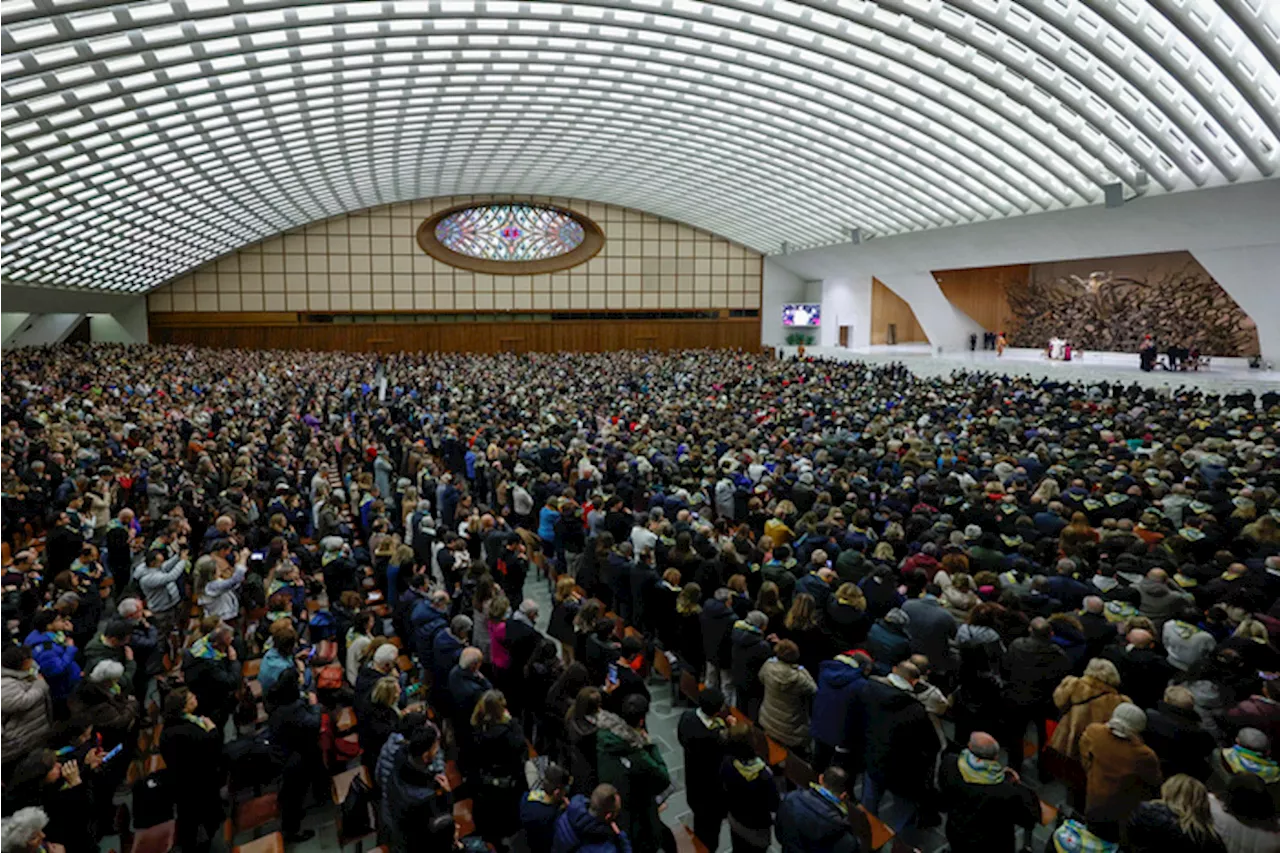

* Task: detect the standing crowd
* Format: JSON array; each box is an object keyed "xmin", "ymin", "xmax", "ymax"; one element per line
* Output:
[{"xmin": 1, "ymin": 342, "xmax": 1279, "ymax": 853}]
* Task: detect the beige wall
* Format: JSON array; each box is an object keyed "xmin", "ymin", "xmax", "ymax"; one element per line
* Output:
[{"xmin": 147, "ymin": 196, "xmax": 763, "ymax": 314}]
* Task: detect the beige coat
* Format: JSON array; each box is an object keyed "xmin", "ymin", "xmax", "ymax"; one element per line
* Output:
[
  {"xmin": 1049, "ymin": 675, "xmax": 1130, "ymax": 760},
  {"xmin": 758, "ymin": 659, "xmax": 817, "ymax": 749}
]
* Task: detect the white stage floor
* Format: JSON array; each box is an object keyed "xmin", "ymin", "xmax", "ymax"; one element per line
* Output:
[{"xmin": 784, "ymin": 344, "xmax": 1280, "ymax": 393}]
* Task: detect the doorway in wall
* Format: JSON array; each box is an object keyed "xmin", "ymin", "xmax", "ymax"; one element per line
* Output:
[{"xmin": 839, "ymin": 325, "xmax": 851, "ymax": 347}]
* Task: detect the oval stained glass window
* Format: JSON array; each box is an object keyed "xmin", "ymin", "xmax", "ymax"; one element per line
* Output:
[{"xmin": 433, "ymin": 204, "xmax": 586, "ymax": 262}]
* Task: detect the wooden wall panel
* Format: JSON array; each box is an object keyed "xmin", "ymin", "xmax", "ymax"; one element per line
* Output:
[
  {"xmin": 870, "ymin": 278, "xmax": 928, "ymax": 345},
  {"xmin": 933, "ymin": 264, "xmax": 1029, "ymax": 334},
  {"xmin": 149, "ymin": 315, "xmax": 761, "ymax": 353}
]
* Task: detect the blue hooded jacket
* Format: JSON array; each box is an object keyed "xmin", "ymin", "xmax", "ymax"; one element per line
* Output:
[
  {"xmin": 551, "ymin": 794, "xmax": 633, "ymax": 853},
  {"xmin": 811, "ymin": 656, "xmax": 870, "ymax": 750},
  {"xmin": 23, "ymin": 630, "xmax": 81, "ymax": 700},
  {"xmin": 775, "ymin": 786, "xmax": 859, "ymax": 853}
]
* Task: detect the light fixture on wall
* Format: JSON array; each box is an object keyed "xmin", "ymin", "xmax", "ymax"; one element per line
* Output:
[
  {"xmin": 847, "ymin": 227, "xmax": 863, "ymax": 244},
  {"xmin": 780, "ymin": 241, "xmax": 791, "ymax": 255}
]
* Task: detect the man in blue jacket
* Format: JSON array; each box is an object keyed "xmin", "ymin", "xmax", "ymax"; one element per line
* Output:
[
  {"xmin": 409, "ymin": 589, "xmax": 451, "ymax": 665},
  {"xmin": 812, "ymin": 650, "xmax": 873, "ymax": 774},
  {"xmin": 775, "ymin": 766, "xmax": 861, "ymax": 853},
  {"xmin": 24, "ymin": 609, "xmax": 81, "ymax": 705},
  {"xmin": 552, "ymin": 783, "xmax": 632, "ymax": 853}
]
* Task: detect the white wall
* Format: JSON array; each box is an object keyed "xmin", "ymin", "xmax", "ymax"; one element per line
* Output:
[
  {"xmin": 2, "ymin": 314, "xmax": 84, "ymax": 348},
  {"xmin": 766, "ymin": 181, "xmax": 1280, "ymax": 360},
  {"xmin": 818, "ymin": 277, "xmax": 872, "ymax": 348},
  {"xmin": 761, "ymin": 258, "xmax": 805, "ymax": 347},
  {"xmin": 1, "ymin": 313, "xmax": 31, "ymax": 347},
  {"xmin": 89, "ymin": 298, "xmax": 149, "ymax": 344}
]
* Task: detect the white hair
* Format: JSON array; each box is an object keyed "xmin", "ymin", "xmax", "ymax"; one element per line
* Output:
[
  {"xmin": 117, "ymin": 598, "xmax": 143, "ymax": 618},
  {"xmin": 89, "ymin": 660, "xmax": 125, "ymax": 683},
  {"xmin": 1, "ymin": 807, "xmax": 48, "ymax": 853}
]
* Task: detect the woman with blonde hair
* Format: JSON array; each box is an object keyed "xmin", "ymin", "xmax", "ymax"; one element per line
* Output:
[
  {"xmin": 1223, "ymin": 617, "xmax": 1280, "ymax": 673},
  {"xmin": 357, "ymin": 675, "xmax": 401, "ymax": 775},
  {"xmin": 1050, "ymin": 658, "xmax": 1131, "ymax": 761},
  {"xmin": 547, "ymin": 575, "xmax": 582, "ymax": 658},
  {"xmin": 675, "ymin": 582, "xmax": 706, "ymax": 674},
  {"xmin": 465, "ymin": 689, "xmax": 529, "ymax": 845},
  {"xmin": 825, "ymin": 582, "xmax": 871, "ymax": 651},
  {"xmin": 1127, "ymin": 774, "xmax": 1226, "ymax": 852},
  {"xmin": 781, "ymin": 592, "xmax": 829, "ymax": 674}
]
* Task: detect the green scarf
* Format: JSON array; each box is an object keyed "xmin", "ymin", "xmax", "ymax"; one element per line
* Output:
[
  {"xmin": 1224, "ymin": 745, "xmax": 1280, "ymax": 783},
  {"xmin": 526, "ymin": 789, "xmax": 558, "ymax": 805},
  {"xmin": 189, "ymin": 633, "xmax": 226, "ymax": 661},
  {"xmin": 183, "ymin": 712, "xmax": 216, "ymax": 732},
  {"xmin": 696, "ymin": 709, "xmax": 725, "ymax": 731},
  {"xmin": 733, "ymin": 757, "xmax": 766, "ymax": 781},
  {"xmin": 957, "ymin": 749, "xmax": 1005, "ymax": 785},
  {"xmin": 808, "ymin": 783, "xmax": 848, "ymax": 815}
]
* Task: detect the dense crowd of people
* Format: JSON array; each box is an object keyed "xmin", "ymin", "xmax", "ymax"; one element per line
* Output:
[{"xmin": 1, "ymin": 341, "xmax": 1280, "ymax": 853}]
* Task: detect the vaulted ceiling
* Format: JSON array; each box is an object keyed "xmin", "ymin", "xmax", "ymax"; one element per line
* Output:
[{"xmin": 3, "ymin": 0, "xmax": 1279, "ymax": 293}]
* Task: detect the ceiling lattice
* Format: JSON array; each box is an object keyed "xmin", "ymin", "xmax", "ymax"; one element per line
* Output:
[{"xmin": 3, "ymin": 0, "xmax": 1279, "ymax": 292}]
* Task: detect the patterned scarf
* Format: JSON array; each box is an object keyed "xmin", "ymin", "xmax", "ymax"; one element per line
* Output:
[
  {"xmin": 808, "ymin": 783, "xmax": 848, "ymax": 815},
  {"xmin": 957, "ymin": 749, "xmax": 1005, "ymax": 785},
  {"xmin": 526, "ymin": 789, "xmax": 558, "ymax": 805},
  {"xmin": 1223, "ymin": 745, "xmax": 1280, "ymax": 783},
  {"xmin": 696, "ymin": 709, "xmax": 725, "ymax": 731},
  {"xmin": 188, "ymin": 633, "xmax": 226, "ymax": 661},
  {"xmin": 1052, "ymin": 819, "xmax": 1119, "ymax": 853},
  {"xmin": 38, "ymin": 630, "xmax": 69, "ymax": 647},
  {"xmin": 183, "ymin": 712, "xmax": 216, "ymax": 732},
  {"xmin": 733, "ymin": 757, "xmax": 766, "ymax": 781}
]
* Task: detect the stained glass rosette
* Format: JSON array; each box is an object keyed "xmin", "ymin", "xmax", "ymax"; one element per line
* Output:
[{"xmin": 434, "ymin": 205, "xmax": 586, "ymax": 262}]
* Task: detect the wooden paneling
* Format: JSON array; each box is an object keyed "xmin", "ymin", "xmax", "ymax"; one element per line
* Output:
[
  {"xmin": 870, "ymin": 278, "xmax": 927, "ymax": 345},
  {"xmin": 149, "ymin": 314, "xmax": 762, "ymax": 353},
  {"xmin": 933, "ymin": 264, "xmax": 1029, "ymax": 334}
]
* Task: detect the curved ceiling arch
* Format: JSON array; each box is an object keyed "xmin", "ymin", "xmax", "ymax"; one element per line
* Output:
[{"xmin": 2, "ymin": 0, "xmax": 1277, "ymax": 293}]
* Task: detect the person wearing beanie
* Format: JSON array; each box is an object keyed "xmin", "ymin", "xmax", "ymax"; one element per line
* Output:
[{"xmin": 1079, "ymin": 702, "xmax": 1164, "ymax": 826}]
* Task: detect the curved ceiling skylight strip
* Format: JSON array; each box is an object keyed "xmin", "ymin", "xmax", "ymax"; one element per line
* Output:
[
  {"xmin": 10, "ymin": 69, "xmax": 987, "ymax": 229},
  {"xmin": 871, "ymin": 0, "xmax": 1205, "ymax": 188},
  {"xmin": 1139, "ymin": 0, "xmax": 1279, "ymax": 167},
  {"xmin": 2, "ymin": 0, "xmax": 1277, "ymax": 293},
  {"xmin": 1069, "ymin": 0, "xmax": 1255, "ymax": 179},
  {"xmin": 2, "ymin": 1, "xmax": 1108, "ymax": 200}
]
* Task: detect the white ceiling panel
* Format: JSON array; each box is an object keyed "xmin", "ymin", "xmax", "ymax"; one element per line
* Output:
[{"xmin": 2, "ymin": 0, "xmax": 1278, "ymax": 292}]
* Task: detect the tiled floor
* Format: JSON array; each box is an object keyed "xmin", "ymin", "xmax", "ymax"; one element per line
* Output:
[{"xmin": 787, "ymin": 343, "xmax": 1280, "ymax": 393}]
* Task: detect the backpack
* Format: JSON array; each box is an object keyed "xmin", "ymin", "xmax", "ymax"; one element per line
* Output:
[{"xmin": 316, "ymin": 663, "xmax": 344, "ymax": 691}]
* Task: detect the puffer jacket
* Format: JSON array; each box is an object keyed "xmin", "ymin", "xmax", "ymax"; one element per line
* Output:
[
  {"xmin": 551, "ymin": 794, "xmax": 633, "ymax": 853},
  {"xmin": 811, "ymin": 655, "xmax": 870, "ymax": 752},
  {"xmin": 758, "ymin": 658, "xmax": 817, "ymax": 749},
  {"xmin": 1, "ymin": 665, "xmax": 52, "ymax": 760},
  {"xmin": 1049, "ymin": 675, "xmax": 1131, "ymax": 760}
]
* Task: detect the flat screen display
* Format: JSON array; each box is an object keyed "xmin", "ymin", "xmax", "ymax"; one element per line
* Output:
[{"xmin": 782, "ymin": 303, "xmax": 821, "ymax": 326}]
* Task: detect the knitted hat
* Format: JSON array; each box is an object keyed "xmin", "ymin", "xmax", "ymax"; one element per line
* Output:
[{"xmin": 1107, "ymin": 702, "xmax": 1147, "ymax": 739}]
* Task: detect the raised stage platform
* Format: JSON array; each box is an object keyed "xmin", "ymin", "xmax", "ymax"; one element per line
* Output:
[{"xmin": 781, "ymin": 344, "xmax": 1280, "ymax": 393}]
